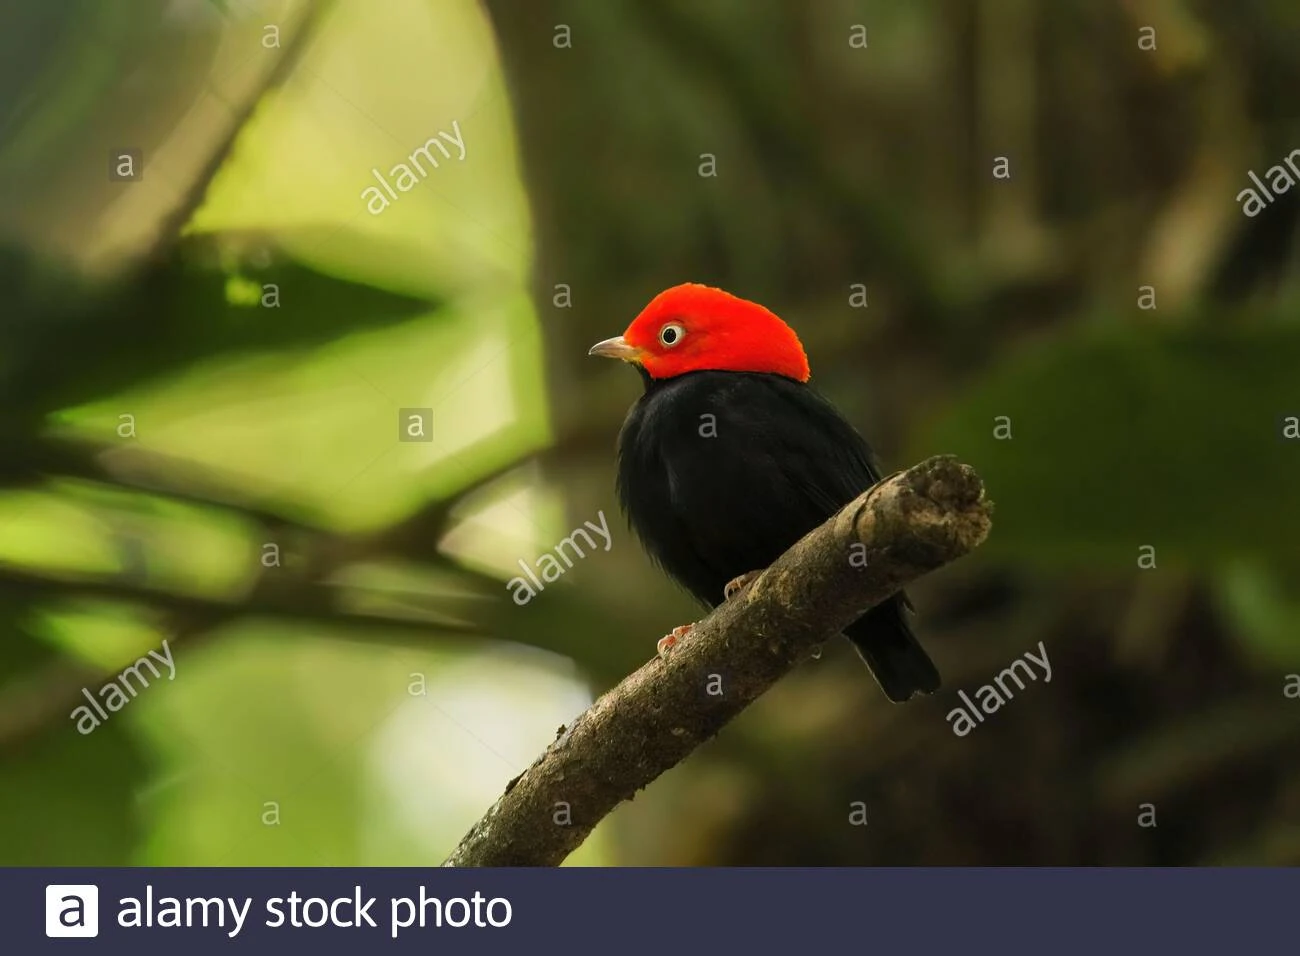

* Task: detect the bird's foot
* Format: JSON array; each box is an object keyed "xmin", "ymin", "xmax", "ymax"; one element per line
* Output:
[
  {"xmin": 657, "ymin": 623, "xmax": 695, "ymax": 657},
  {"xmin": 724, "ymin": 570, "xmax": 763, "ymax": 601}
]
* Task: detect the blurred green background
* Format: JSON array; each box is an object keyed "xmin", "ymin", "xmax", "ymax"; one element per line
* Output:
[{"xmin": 1, "ymin": 0, "xmax": 1298, "ymax": 866}]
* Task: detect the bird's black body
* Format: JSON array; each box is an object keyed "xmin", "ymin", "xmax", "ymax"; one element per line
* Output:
[{"xmin": 615, "ymin": 369, "xmax": 940, "ymax": 702}]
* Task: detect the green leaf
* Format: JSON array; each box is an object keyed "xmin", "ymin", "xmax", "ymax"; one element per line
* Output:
[
  {"xmin": 2, "ymin": 234, "xmax": 437, "ymax": 418},
  {"xmin": 911, "ymin": 321, "xmax": 1300, "ymax": 570},
  {"xmin": 1215, "ymin": 560, "xmax": 1300, "ymax": 667}
]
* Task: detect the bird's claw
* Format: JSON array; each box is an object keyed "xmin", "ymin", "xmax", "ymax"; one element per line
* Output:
[
  {"xmin": 724, "ymin": 570, "xmax": 763, "ymax": 601},
  {"xmin": 657, "ymin": 623, "xmax": 695, "ymax": 657}
]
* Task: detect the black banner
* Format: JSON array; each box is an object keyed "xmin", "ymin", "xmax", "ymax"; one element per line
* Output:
[{"xmin": 13, "ymin": 867, "xmax": 1297, "ymax": 953}]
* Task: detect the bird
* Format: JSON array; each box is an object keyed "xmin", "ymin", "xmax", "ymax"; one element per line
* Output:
[{"xmin": 588, "ymin": 282, "xmax": 940, "ymax": 703}]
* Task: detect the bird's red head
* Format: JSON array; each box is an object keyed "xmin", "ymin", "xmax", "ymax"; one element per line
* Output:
[{"xmin": 589, "ymin": 283, "xmax": 811, "ymax": 382}]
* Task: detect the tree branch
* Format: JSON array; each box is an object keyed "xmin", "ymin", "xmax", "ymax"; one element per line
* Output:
[{"xmin": 443, "ymin": 455, "xmax": 993, "ymax": 866}]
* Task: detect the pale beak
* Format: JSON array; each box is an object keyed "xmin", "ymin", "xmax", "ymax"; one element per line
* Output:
[{"xmin": 588, "ymin": 335, "xmax": 643, "ymax": 362}]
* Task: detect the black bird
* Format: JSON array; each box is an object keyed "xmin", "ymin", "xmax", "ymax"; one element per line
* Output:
[{"xmin": 588, "ymin": 282, "xmax": 940, "ymax": 702}]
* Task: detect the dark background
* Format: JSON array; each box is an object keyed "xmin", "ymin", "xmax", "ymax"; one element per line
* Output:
[{"xmin": 0, "ymin": 0, "xmax": 1297, "ymax": 866}]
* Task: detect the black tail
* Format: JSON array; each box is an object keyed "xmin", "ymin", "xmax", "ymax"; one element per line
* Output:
[{"xmin": 844, "ymin": 594, "xmax": 940, "ymax": 703}]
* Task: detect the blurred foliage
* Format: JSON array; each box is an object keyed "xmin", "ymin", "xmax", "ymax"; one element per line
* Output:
[
  {"xmin": 1, "ymin": 0, "xmax": 1298, "ymax": 867},
  {"xmin": 0, "ymin": 595, "xmax": 148, "ymax": 864},
  {"xmin": 0, "ymin": 0, "xmax": 605, "ymax": 867},
  {"xmin": 915, "ymin": 318, "xmax": 1300, "ymax": 571}
]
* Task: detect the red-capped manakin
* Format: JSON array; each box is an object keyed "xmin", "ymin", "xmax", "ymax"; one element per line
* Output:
[{"xmin": 589, "ymin": 283, "xmax": 940, "ymax": 703}]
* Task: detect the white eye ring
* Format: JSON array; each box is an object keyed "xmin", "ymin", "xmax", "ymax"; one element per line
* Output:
[{"xmin": 658, "ymin": 323, "xmax": 686, "ymax": 347}]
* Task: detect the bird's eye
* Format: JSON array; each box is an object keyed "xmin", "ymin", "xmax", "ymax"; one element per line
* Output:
[{"xmin": 658, "ymin": 323, "xmax": 685, "ymax": 348}]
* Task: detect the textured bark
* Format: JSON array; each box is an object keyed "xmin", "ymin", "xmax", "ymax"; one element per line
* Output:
[{"xmin": 443, "ymin": 455, "xmax": 993, "ymax": 867}]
